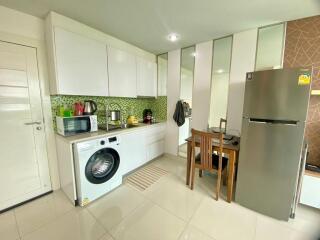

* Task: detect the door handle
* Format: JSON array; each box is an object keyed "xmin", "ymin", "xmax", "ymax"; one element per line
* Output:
[{"xmin": 24, "ymin": 121, "xmax": 42, "ymax": 125}]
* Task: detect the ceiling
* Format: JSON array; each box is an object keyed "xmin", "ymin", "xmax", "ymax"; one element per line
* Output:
[{"xmin": 0, "ymin": 0, "xmax": 319, "ymax": 54}]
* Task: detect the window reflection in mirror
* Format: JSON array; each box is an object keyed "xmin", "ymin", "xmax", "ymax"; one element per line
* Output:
[
  {"xmin": 255, "ymin": 23, "xmax": 285, "ymax": 71},
  {"xmin": 178, "ymin": 46, "xmax": 195, "ymax": 156},
  {"xmin": 157, "ymin": 53, "xmax": 168, "ymax": 96},
  {"xmin": 208, "ymin": 36, "xmax": 233, "ymax": 130}
]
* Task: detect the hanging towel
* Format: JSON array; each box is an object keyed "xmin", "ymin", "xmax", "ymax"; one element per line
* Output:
[{"xmin": 173, "ymin": 100, "xmax": 185, "ymax": 127}]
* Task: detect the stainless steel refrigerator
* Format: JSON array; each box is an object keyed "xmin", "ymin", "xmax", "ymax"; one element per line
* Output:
[{"xmin": 235, "ymin": 68, "xmax": 311, "ymax": 221}]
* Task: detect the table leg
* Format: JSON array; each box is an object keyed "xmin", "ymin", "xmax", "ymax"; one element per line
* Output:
[
  {"xmin": 227, "ymin": 150, "xmax": 236, "ymax": 203},
  {"xmin": 186, "ymin": 141, "xmax": 192, "ymax": 185}
]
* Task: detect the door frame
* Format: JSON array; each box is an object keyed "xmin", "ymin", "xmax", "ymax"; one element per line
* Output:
[{"xmin": 0, "ymin": 30, "xmax": 60, "ymax": 190}]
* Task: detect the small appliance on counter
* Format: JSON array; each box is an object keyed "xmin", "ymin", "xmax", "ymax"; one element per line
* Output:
[
  {"xmin": 74, "ymin": 102, "xmax": 85, "ymax": 116},
  {"xmin": 127, "ymin": 115, "xmax": 139, "ymax": 126},
  {"xmin": 83, "ymin": 100, "xmax": 97, "ymax": 115},
  {"xmin": 56, "ymin": 115, "xmax": 98, "ymax": 136},
  {"xmin": 143, "ymin": 109, "xmax": 153, "ymax": 124}
]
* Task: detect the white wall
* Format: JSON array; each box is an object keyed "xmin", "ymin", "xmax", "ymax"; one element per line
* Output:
[
  {"xmin": 165, "ymin": 49, "xmax": 181, "ymax": 155},
  {"xmin": 192, "ymin": 41, "xmax": 213, "ymax": 131},
  {"xmin": 226, "ymin": 29, "xmax": 258, "ymax": 136},
  {"xmin": 0, "ymin": 5, "xmax": 60, "ymax": 190},
  {"xmin": 0, "ymin": 6, "xmax": 44, "ymax": 40}
]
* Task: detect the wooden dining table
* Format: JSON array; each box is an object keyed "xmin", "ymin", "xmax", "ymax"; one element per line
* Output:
[{"xmin": 185, "ymin": 134, "xmax": 240, "ymax": 203}]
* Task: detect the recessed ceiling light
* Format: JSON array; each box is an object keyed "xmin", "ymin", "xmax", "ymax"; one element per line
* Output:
[
  {"xmin": 191, "ymin": 52, "xmax": 196, "ymax": 57},
  {"xmin": 167, "ymin": 33, "xmax": 180, "ymax": 42},
  {"xmin": 216, "ymin": 69, "xmax": 224, "ymax": 74}
]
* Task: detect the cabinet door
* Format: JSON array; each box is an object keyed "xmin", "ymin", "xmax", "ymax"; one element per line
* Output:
[
  {"xmin": 146, "ymin": 124, "xmax": 166, "ymax": 162},
  {"xmin": 137, "ymin": 57, "xmax": 157, "ymax": 97},
  {"xmin": 120, "ymin": 130, "xmax": 146, "ymax": 175},
  {"xmin": 157, "ymin": 54, "xmax": 168, "ymax": 96},
  {"xmin": 108, "ymin": 46, "xmax": 137, "ymax": 97},
  {"xmin": 54, "ymin": 27, "xmax": 109, "ymax": 96}
]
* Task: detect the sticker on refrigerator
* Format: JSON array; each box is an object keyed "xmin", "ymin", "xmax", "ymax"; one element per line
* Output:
[{"xmin": 298, "ymin": 73, "xmax": 311, "ymax": 85}]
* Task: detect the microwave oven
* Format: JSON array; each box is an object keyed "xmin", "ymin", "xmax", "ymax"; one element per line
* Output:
[{"xmin": 56, "ymin": 115, "xmax": 98, "ymax": 136}]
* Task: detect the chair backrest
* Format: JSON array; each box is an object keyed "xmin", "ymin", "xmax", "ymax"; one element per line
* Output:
[
  {"xmin": 191, "ymin": 128, "xmax": 224, "ymax": 170},
  {"xmin": 219, "ymin": 118, "xmax": 227, "ymax": 134}
]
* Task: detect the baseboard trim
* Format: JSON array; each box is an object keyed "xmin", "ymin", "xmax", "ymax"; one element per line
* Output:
[{"xmin": 0, "ymin": 190, "xmax": 53, "ymax": 214}]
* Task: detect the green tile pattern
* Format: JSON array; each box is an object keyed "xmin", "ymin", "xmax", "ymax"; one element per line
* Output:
[{"xmin": 50, "ymin": 95, "xmax": 167, "ymax": 128}]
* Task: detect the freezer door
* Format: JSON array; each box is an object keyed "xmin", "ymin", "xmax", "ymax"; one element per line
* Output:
[
  {"xmin": 243, "ymin": 68, "xmax": 311, "ymax": 121},
  {"xmin": 235, "ymin": 118, "xmax": 305, "ymax": 220}
]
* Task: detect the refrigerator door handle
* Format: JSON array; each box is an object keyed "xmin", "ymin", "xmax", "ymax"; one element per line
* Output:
[{"xmin": 249, "ymin": 118, "xmax": 298, "ymax": 126}]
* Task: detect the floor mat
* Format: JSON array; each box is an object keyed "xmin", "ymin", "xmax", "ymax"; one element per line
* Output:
[{"xmin": 126, "ymin": 165, "xmax": 169, "ymax": 191}]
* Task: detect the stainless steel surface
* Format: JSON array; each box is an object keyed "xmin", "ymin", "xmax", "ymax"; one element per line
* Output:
[
  {"xmin": 105, "ymin": 103, "xmax": 122, "ymax": 132},
  {"xmin": 290, "ymin": 142, "xmax": 308, "ymax": 219},
  {"xmin": 109, "ymin": 110, "xmax": 121, "ymax": 121},
  {"xmin": 84, "ymin": 100, "xmax": 97, "ymax": 115},
  {"xmin": 243, "ymin": 68, "xmax": 311, "ymax": 121},
  {"xmin": 24, "ymin": 121, "xmax": 41, "ymax": 125},
  {"xmin": 236, "ymin": 68, "xmax": 311, "ymax": 221}
]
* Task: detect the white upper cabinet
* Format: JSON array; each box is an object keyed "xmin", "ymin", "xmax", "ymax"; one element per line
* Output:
[
  {"xmin": 137, "ymin": 57, "xmax": 157, "ymax": 97},
  {"xmin": 107, "ymin": 46, "xmax": 137, "ymax": 98},
  {"xmin": 52, "ymin": 27, "xmax": 109, "ymax": 96}
]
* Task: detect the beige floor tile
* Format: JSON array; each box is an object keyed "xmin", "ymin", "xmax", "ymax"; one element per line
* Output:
[
  {"xmin": 110, "ymin": 201, "xmax": 186, "ymax": 240},
  {"xmin": 21, "ymin": 208, "xmax": 105, "ymax": 240},
  {"xmin": 179, "ymin": 225, "xmax": 215, "ymax": 240},
  {"xmin": 295, "ymin": 204, "xmax": 320, "ymax": 222},
  {"xmin": 14, "ymin": 190, "xmax": 74, "ymax": 236},
  {"xmin": 99, "ymin": 233, "xmax": 114, "ymax": 240},
  {"xmin": 152, "ymin": 155, "xmax": 187, "ymax": 178},
  {"xmin": 190, "ymin": 197, "xmax": 257, "ymax": 240},
  {"xmin": 254, "ymin": 215, "xmax": 293, "ymax": 240},
  {"xmin": 145, "ymin": 174, "xmax": 203, "ymax": 221},
  {"xmin": 87, "ymin": 185, "xmax": 145, "ymax": 231},
  {"xmin": 283, "ymin": 216, "xmax": 320, "ymax": 240},
  {"xmin": 290, "ymin": 229, "xmax": 320, "ymax": 240},
  {"xmin": 0, "ymin": 210, "xmax": 20, "ymax": 240}
]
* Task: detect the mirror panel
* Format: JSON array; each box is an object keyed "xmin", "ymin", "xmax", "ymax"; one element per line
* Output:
[
  {"xmin": 157, "ymin": 53, "xmax": 168, "ymax": 96},
  {"xmin": 178, "ymin": 46, "xmax": 195, "ymax": 149},
  {"xmin": 208, "ymin": 36, "xmax": 233, "ymax": 129},
  {"xmin": 180, "ymin": 46, "xmax": 195, "ymax": 104},
  {"xmin": 255, "ymin": 23, "xmax": 285, "ymax": 71}
]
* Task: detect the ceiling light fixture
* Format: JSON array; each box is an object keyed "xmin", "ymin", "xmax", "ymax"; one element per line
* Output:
[
  {"xmin": 191, "ymin": 52, "xmax": 197, "ymax": 57},
  {"xmin": 216, "ymin": 69, "xmax": 224, "ymax": 74},
  {"xmin": 167, "ymin": 33, "xmax": 180, "ymax": 42}
]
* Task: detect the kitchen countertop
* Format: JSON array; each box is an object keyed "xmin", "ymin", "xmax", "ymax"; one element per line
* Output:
[{"xmin": 55, "ymin": 121, "xmax": 166, "ymax": 144}]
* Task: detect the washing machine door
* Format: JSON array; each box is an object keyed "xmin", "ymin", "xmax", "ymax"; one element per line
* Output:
[{"xmin": 85, "ymin": 148, "xmax": 120, "ymax": 184}]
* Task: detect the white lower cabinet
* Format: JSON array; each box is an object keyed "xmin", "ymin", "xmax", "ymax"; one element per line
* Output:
[
  {"xmin": 147, "ymin": 140, "xmax": 165, "ymax": 161},
  {"xmin": 121, "ymin": 124, "xmax": 166, "ymax": 175},
  {"xmin": 120, "ymin": 130, "xmax": 146, "ymax": 175}
]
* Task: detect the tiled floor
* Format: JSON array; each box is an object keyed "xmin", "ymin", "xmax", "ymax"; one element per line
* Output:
[{"xmin": 1, "ymin": 155, "xmax": 320, "ymax": 240}]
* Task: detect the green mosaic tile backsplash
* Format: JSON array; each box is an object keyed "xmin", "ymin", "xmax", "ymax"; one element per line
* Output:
[{"xmin": 50, "ymin": 95, "xmax": 167, "ymax": 127}]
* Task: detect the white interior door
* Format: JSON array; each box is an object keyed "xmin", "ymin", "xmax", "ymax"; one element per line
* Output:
[{"xmin": 0, "ymin": 41, "xmax": 51, "ymax": 211}]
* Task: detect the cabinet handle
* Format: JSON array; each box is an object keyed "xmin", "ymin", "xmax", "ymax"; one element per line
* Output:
[{"xmin": 24, "ymin": 121, "xmax": 41, "ymax": 125}]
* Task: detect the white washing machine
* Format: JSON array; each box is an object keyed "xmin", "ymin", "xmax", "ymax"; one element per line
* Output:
[{"xmin": 73, "ymin": 135, "xmax": 122, "ymax": 206}]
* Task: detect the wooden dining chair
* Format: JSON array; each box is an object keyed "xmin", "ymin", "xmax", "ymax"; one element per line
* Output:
[{"xmin": 189, "ymin": 128, "xmax": 228, "ymax": 200}]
